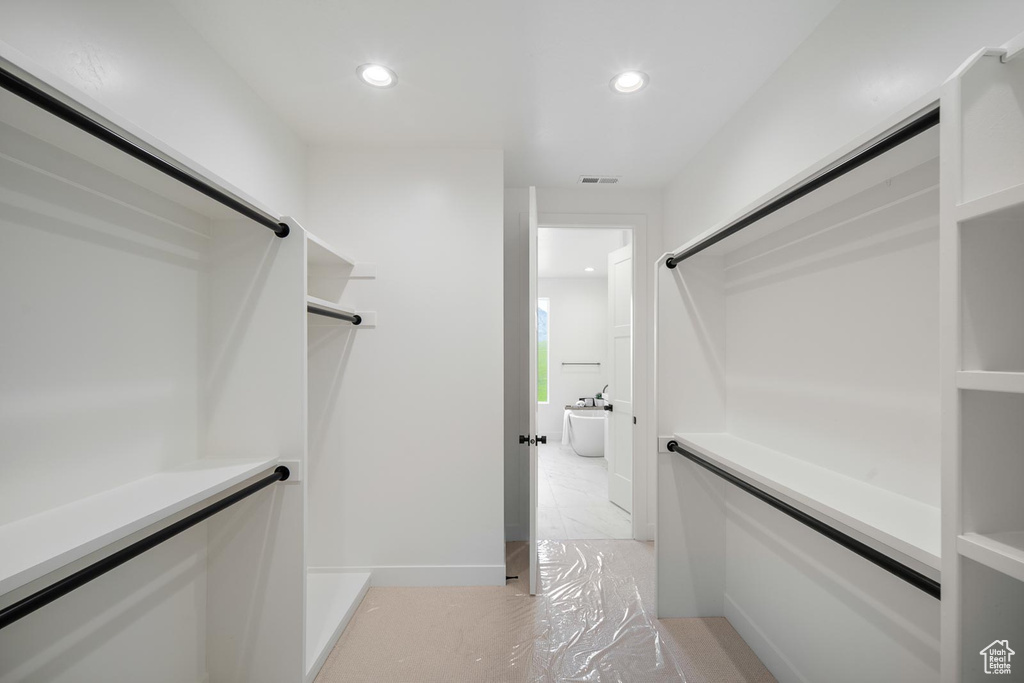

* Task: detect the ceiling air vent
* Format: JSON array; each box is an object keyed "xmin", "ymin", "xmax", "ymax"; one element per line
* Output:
[{"xmin": 578, "ymin": 175, "xmax": 620, "ymax": 185}]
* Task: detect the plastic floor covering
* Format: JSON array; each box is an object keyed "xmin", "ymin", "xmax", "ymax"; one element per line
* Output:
[{"xmin": 315, "ymin": 540, "xmax": 776, "ymax": 683}]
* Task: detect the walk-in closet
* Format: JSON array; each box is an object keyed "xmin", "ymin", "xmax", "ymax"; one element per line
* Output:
[{"xmin": 3, "ymin": 2, "xmax": 1024, "ymax": 682}]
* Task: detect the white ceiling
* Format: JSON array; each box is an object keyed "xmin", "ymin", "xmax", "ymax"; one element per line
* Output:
[
  {"xmin": 170, "ymin": 0, "xmax": 839, "ymax": 187},
  {"xmin": 538, "ymin": 228, "xmax": 627, "ymax": 279}
]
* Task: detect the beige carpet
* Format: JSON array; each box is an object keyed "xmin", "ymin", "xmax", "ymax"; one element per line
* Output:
[{"xmin": 315, "ymin": 541, "xmax": 775, "ymax": 683}]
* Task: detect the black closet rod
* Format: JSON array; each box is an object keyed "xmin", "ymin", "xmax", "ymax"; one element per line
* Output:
[
  {"xmin": 665, "ymin": 107, "xmax": 940, "ymax": 268},
  {"xmin": 665, "ymin": 441, "xmax": 940, "ymax": 599},
  {"xmin": 0, "ymin": 65, "xmax": 290, "ymax": 238},
  {"xmin": 307, "ymin": 304, "xmax": 362, "ymax": 325},
  {"xmin": 0, "ymin": 465, "xmax": 290, "ymax": 630}
]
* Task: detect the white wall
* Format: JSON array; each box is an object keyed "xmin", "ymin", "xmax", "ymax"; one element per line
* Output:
[
  {"xmin": 305, "ymin": 148, "xmax": 506, "ymax": 585},
  {"xmin": 537, "ymin": 277, "xmax": 608, "ymax": 438},
  {"xmin": 662, "ymin": 0, "xmax": 1024, "ymax": 252},
  {"xmin": 0, "ymin": 0, "xmax": 308, "ymax": 220},
  {"xmin": 505, "ymin": 187, "xmax": 662, "ymax": 541}
]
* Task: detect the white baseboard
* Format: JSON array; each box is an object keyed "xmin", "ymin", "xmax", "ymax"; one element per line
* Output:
[
  {"xmin": 335, "ymin": 564, "xmax": 506, "ymax": 587},
  {"xmin": 724, "ymin": 593, "xmax": 809, "ymax": 683}
]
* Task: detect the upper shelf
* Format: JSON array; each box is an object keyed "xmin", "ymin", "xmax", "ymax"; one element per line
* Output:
[
  {"xmin": 958, "ymin": 532, "xmax": 1024, "ymax": 583},
  {"xmin": 1, "ymin": 58, "xmax": 279, "ymax": 230},
  {"xmin": 665, "ymin": 117, "xmax": 939, "ymax": 264},
  {"xmin": 297, "ymin": 223, "xmax": 375, "ymax": 280},
  {"xmin": 955, "ymin": 180, "xmax": 1024, "ymax": 223},
  {"xmin": 671, "ymin": 432, "xmax": 941, "ymax": 571},
  {"xmin": 957, "ymin": 371, "xmax": 1024, "ymax": 394},
  {"xmin": 307, "ymin": 232, "xmax": 357, "ymax": 270},
  {"xmin": 0, "ymin": 457, "xmax": 277, "ymax": 597}
]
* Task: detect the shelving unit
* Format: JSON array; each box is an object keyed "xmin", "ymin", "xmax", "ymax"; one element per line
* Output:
[
  {"xmin": 303, "ymin": 228, "xmax": 376, "ymax": 681},
  {"xmin": 658, "ymin": 96, "xmax": 946, "ymax": 681},
  {"xmin": 672, "ymin": 433, "xmax": 940, "ymax": 570},
  {"xmin": 0, "ymin": 458, "xmax": 277, "ymax": 596},
  {"xmin": 942, "ymin": 39, "xmax": 1024, "ymax": 683},
  {"xmin": 0, "ymin": 52, "xmax": 307, "ymax": 683}
]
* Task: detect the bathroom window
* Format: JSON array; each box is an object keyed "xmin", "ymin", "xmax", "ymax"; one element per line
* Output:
[{"xmin": 537, "ymin": 298, "xmax": 549, "ymax": 403}]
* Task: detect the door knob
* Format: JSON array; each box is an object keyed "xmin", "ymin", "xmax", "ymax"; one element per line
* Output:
[{"xmin": 537, "ymin": 435, "xmax": 547, "ymax": 444}]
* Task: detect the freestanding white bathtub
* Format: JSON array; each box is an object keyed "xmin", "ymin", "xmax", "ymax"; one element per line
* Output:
[{"xmin": 566, "ymin": 410, "xmax": 606, "ymax": 458}]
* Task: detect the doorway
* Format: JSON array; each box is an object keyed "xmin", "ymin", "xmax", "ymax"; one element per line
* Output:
[
  {"xmin": 535, "ymin": 227, "xmax": 633, "ymax": 541},
  {"xmin": 506, "ymin": 193, "xmax": 653, "ymax": 595}
]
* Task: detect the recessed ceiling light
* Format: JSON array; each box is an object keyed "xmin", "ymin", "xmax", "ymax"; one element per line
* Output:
[
  {"xmin": 611, "ymin": 71, "xmax": 648, "ymax": 94},
  {"xmin": 357, "ymin": 63, "xmax": 397, "ymax": 88},
  {"xmin": 584, "ymin": 267, "xmax": 595, "ymax": 272}
]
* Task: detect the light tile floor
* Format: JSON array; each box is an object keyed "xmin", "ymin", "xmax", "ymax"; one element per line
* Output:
[{"xmin": 538, "ymin": 440, "xmax": 631, "ymax": 539}]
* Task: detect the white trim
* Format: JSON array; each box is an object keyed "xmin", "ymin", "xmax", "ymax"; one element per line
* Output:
[
  {"xmin": 938, "ymin": 64, "xmax": 963, "ymax": 683},
  {"xmin": 336, "ymin": 564, "xmax": 507, "ymax": 587}
]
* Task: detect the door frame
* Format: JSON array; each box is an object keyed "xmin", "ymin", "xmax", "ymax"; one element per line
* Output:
[{"xmin": 516, "ymin": 211, "xmax": 652, "ymax": 542}]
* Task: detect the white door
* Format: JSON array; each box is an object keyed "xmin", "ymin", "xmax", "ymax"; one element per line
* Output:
[
  {"xmin": 527, "ymin": 187, "xmax": 540, "ymax": 595},
  {"xmin": 607, "ymin": 244, "xmax": 633, "ymax": 514}
]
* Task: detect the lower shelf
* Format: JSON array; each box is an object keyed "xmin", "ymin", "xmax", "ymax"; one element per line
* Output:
[
  {"xmin": 671, "ymin": 433, "xmax": 941, "ymax": 571},
  {"xmin": 305, "ymin": 570, "xmax": 372, "ymax": 682},
  {"xmin": 0, "ymin": 457, "xmax": 278, "ymax": 597},
  {"xmin": 958, "ymin": 532, "xmax": 1024, "ymax": 583}
]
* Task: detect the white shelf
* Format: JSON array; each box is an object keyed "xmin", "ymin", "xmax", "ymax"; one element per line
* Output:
[
  {"xmin": 957, "ymin": 371, "xmax": 1024, "ymax": 394},
  {"xmin": 305, "ymin": 571, "xmax": 371, "ymax": 682},
  {"xmin": 958, "ymin": 532, "xmax": 1024, "ymax": 583},
  {"xmin": 672, "ymin": 433, "xmax": 941, "ymax": 570},
  {"xmin": 304, "ymin": 229, "xmax": 375, "ymax": 278},
  {"xmin": 0, "ymin": 458, "xmax": 278, "ymax": 597},
  {"xmin": 307, "ymin": 232, "xmax": 356, "ymax": 270},
  {"xmin": 955, "ymin": 181, "xmax": 1024, "ymax": 222}
]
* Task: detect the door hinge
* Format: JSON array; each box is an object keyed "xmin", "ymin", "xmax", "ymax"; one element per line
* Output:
[{"xmin": 633, "ymin": 416, "xmax": 637, "ymax": 425}]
